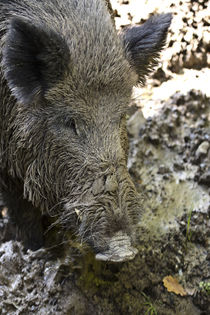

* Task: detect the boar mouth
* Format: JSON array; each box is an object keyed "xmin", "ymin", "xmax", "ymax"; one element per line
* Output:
[{"xmin": 95, "ymin": 231, "xmax": 138, "ymax": 262}]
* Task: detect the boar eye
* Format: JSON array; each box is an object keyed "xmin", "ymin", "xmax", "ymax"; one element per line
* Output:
[{"xmin": 63, "ymin": 118, "xmax": 77, "ymax": 135}]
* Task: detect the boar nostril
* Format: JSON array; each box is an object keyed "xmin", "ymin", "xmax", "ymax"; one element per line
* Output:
[{"xmin": 105, "ymin": 174, "xmax": 118, "ymax": 193}]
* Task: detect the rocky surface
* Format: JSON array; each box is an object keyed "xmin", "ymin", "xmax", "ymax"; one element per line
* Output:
[{"xmin": 0, "ymin": 1, "xmax": 209, "ymax": 314}]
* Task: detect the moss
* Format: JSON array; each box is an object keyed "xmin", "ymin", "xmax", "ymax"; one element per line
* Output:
[
  {"xmin": 77, "ymin": 253, "xmax": 114, "ymax": 294},
  {"xmin": 199, "ymin": 282, "xmax": 210, "ymax": 295}
]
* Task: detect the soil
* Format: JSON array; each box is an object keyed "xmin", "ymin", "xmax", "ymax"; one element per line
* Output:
[{"xmin": 0, "ymin": 1, "xmax": 209, "ymax": 314}]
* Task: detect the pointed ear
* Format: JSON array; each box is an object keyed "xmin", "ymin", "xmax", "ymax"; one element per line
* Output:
[
  {"xmin": 2, "ymin": 17, "xmax": 70, "ymax": 105},
  {"xmin": 121, "ymin": 13, "xmax": 172, "ymax": 84}
]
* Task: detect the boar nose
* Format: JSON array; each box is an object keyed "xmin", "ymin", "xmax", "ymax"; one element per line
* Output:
[{"xmin": 95, "ymin": 231, "xmax": 138, "ymax": 262}]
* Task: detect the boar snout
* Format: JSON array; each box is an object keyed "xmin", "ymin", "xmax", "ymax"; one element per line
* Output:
[{"xmin": 95, "ymin": 231, "xmax": 138, "ymax": 262}]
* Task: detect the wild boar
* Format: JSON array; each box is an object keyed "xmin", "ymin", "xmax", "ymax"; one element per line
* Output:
[{"xmin": 0, "ymin": 0, "xmax": 171, "ymax": 262}]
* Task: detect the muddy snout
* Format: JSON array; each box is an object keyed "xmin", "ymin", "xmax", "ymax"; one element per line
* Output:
[{"xmin": 95, "ymin": 231, "xmax": 138, "ymax": 262}]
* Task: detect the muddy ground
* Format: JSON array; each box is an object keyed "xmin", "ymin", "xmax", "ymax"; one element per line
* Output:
[{"xmin": 0, "ymin": 1, "xmax": 209, "ymax": 314}]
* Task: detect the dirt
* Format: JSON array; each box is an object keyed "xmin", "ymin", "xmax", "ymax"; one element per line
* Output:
[{"xmin": 0, "ymin": 1, "xmax": 209, "ymax": 314}]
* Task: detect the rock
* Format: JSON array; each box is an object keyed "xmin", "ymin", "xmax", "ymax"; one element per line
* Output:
[
  {"xmin": 158, "ymin": 165, "xmax": 171, "ymax": 174},
  {"xmin": 198, "ymin": 171, "xmax": 210, "ymax": 186},
  {"xmin": 196, "ymin": 141, "xmax": 210, "ymax": 158}
]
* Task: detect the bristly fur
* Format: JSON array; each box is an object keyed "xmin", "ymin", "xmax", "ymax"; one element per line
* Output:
[{"xmin": 0, "ymin": 0, "xmax": 171, "ymax": 252}]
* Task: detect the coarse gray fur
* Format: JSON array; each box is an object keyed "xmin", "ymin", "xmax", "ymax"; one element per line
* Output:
[{"xmin": 0, "ymin": 0, "xmax": 172, "ymax": 259}]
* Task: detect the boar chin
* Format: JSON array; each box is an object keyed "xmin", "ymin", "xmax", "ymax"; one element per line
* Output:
[{"xmin": 95, "ymin": 231, "xmax": 138, "ymax": 262}]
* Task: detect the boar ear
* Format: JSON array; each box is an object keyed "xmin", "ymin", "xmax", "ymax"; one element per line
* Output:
[
  {"xmin": 122, "ymin": 13, "xmax": 172, "ymax": 84},
  {"xmin": 2, "ymin": 17, "xmax": 70, "ymax": 105}
]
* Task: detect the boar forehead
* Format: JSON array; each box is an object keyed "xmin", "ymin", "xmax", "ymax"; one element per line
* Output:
[{"xmin": 46, "ymin": 86, "xmax": 133, "ymax": 121}]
